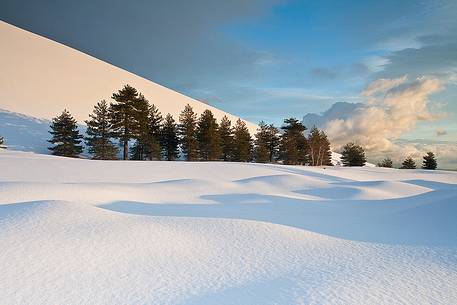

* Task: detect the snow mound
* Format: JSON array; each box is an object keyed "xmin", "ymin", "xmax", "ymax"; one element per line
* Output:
[{"xmin": 1, "ymin": 150, "xmax": 457, "ymax": 304}]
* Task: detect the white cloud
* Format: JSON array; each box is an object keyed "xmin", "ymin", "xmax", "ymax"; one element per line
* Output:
[
  {"xmin": 326, "ymin": 76, "xmax": 442, "ymax": 151},
  {"xmin": 361, "ymin": 75, "xmax": 407, "ymax": 98},
  {"xmin": 303, "ymin": 76, "xmax": 457, "ymax": 168}
]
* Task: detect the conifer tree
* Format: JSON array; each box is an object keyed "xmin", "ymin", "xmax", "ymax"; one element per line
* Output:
[
  {"xmin": 308, "ymin": 127, "xmax": 332, "ymax": 166},
  {"xmin": 340, "ymin": 142, "xmax": 366, "ymax": 166},
  {"xmin": 160, "ymin": 114, "xmax": 179, "ymax": 161},
  {"xmin": 146, "ymin": 104, "xmax": 163, "ymax": 160},
  {"xmin": 377, "ymin": 157, "xmax": 393, "ymax": 168},
  {"xmin": 319, "ymin": 130, "xmax": 332, "ymax": 166},
  {"xmin": 266, "ymin": 124, "xmax": 280, "ymax": 162},
  {"xmin": 130, "ymin": 94, "xmax": 151, "ymax": 160},
  {"xmin": 422, "ymin": 152, "xmax": 437, "ymax": 170},
  {"xmin": 110, "ymin": 84, "xmax": 139, "ymax": 160},
  {"xmin": 279, "ymin": 118, "xmax": 307, "ymax": 165},
  {"xmin": 254, "ymin": 122, "xmax": 271, "ymax": 163},
  {"xmin": 48, "ymin": 109, "xmax": 83, "ymax": 158},
  {"xmin": 232, "ymin": 119, "xmax": 252, "ymax": 162},
  {"xmin": 178, "ymin": 104, "xmax": 198, "ymax": 161},
  {"xmin": 85, "ymin": 100, "xmax": 118, "ymax": 160},
  {"xmin": 196, "ymin": 110, "xmax": 221, "ymax": 161},
  {"xmin": 219, "ymin": 115, "xmax": 233, "ymax": 161},
  {"xmin": 401, "ymin": 156, "xmax": 416, "ymax": 169}
]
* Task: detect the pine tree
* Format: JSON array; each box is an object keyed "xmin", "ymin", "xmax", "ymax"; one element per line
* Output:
[
  {"xmin": 319, "ymin": 130, "xmax": 332, "ymax": 166},
  {"xmin": 48, "ymin": 109, "xmax": 83, "ymax": 158},
  {"xmin": 422, "ymin": 152, "xmax": 437, "ymax": 170},
  {"xmin": 279, "ymin": 118, "xmax": 307, "ymax": 165},
  {"xmin": 110, "ymin": 84, "xmax": 139, "ymax": 160},
  {"xmin": 340, "ymin": 142, "xmax": 366, "ymax": 166},
  {"xmin": 85, "ymin": 100, "xmax": 118, "ymax": 160},
  {"xmin": 254, "ymin": 122, "xmax": 271, "ymax": 163},
  {"xmin": 144, "ymin": 104, "xmax": 163, "ymax": 160},
  {"xmin": 308, "ymin": 127, "xmax": 332, "ymax": 166},
  {"xmin": 377, "ymin": 157, "xmax": 393, "ymax": 168},
  {"xmin": 178, "ymin": 104, "xmax": 198, "ymax": 161},
  {"xmin": 266, "ymin": 124, "xmax": 280, "ymax": 162},
  {"xmin": 160, "ymin": 114, "xmax": 179, "ymax": 161},
  {"xmin": 219, "ymin": 115, "xmax": 233, "ymax": 161},
  {"xmin": 401, "ymin": 156, "xmax": 416, "ymax": 169},
  {"xmin": 232, "ymin": 119, "xmax": 252, "ymax": 162},
  {"xmin": 130, "ymin": 94, "xmax": 151, "ymax": 160},
  {"xmin": 196, "ymin": 110, "xmax": 221, "ymax": 161}
]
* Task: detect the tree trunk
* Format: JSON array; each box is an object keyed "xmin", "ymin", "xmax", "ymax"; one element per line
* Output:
[{"xmin": 123, "ymin": 140, "xmax": 128, "ymax": 160}]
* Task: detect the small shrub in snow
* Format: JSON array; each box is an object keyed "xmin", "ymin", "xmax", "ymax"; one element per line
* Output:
[
  {"xmin": 377, "ymin": 158, "xmax": 393, "ymax": 168},
  {"xmin": 400, "ymin": 156, "xmax": 416, "ymax": 169}
]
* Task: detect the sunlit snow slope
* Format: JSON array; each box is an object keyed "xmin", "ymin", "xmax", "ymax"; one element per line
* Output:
[
  {"xmin": 0, "ymin": 21, "xmax": 257, "ymax": 133},
  {"xmin": 1, "ymin": 150, "xmax": 456, "ymax": 305}
]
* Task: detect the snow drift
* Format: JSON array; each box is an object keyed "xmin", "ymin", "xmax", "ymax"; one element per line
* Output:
[{"xmin": 1, "ymin": 150, "xmax": 456, "ymax": 304}]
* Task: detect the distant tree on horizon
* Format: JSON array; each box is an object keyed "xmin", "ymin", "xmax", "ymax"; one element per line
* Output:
[
  {"xmin": 400, "ymin": 156, "xmax": 416, "ymax": 169},
  {"xmin": 279, "ymin": 118, "xmax": 308, "ymax": 165},
  {"xmin": 340, "ymin": 142, "xmax": 366, "ymax": 166},
  {"xmin": 160, "ymin": 114, "xmax": 180, "ymax": 161},
  {"xmin": 178, "ymin": 104, "xmax": 198, "ymax": 161},
  {"xmin": 377, "ymin": 157, "xmax": 393, "ymax": 168},
  {"xmin": 232, "ymin": 119, "xmax": 252, "ymax": 162},
  {"xmin": 85, "ymin": 100, "xmax": 118, "ymax": 160},
  {"xmin": 48, "ymin": 109, "xmax": 83, "ymax": 158},
  {"xmin": 422, "ymin": 152, "xmax": 437, "ymax": 170}
]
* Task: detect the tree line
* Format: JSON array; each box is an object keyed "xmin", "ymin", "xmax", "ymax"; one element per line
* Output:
[
  {"xmin": 46, "ymin": 84, "xmax": 334, "ymax": 165},
  {"xmin": 42, "ymin": 84, "xmax": 438, "ymax": 169},
  {"xmin": 377, "ymin": 152, "xmax": 438, "ymax": 170}
]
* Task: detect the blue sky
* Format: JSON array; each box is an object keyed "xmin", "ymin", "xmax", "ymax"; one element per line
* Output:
[{"xmin": 1, "ymin": 0, "xmax": 456, "ymax": 144}]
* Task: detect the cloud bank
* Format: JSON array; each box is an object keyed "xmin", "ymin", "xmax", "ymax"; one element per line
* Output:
[{"xmin": 303, "ymin": 76, "xmax": 457, "ymax": 168}]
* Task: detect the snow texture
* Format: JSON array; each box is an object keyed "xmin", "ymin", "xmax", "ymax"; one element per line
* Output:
[{"xmin": 1, "ymin": 149, "xmax": 456, "ymax": 304}]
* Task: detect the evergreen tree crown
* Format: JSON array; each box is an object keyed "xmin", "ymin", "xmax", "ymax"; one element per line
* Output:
[
  {"xmin": 422, "ymin": 152, "xmax": 437, "ymax": 170},
  {"xmin": 48, "ymin": 109, "xmax": 83, "ymax": 158},
  {"xmin": 340, "ymin": 142, "xmax": 366, "ymax": 166},
  {"xmin": 401, "ymin": 156, "xmax": 417, "ymax": 169}
]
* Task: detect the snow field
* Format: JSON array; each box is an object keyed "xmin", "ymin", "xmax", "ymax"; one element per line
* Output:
[{"xmin": 1, "ymin": 150, "xmax": 457, "ymax": 304}]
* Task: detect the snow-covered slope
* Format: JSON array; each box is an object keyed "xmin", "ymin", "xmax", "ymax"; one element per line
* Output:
[
  {"xmin": 0, "ymin": 21, "xmax": 257, "ymax": 133},
  {"xmin": 0, "ymin": 108, "xmax": 87, "ymax": 154},
  {"xmin": 1, "ymin": 150, "xmax": 456, "ymax": 304},
  {"xmin": 0, "ymin": 108, "xmax": 51, "ymax": 153}
]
